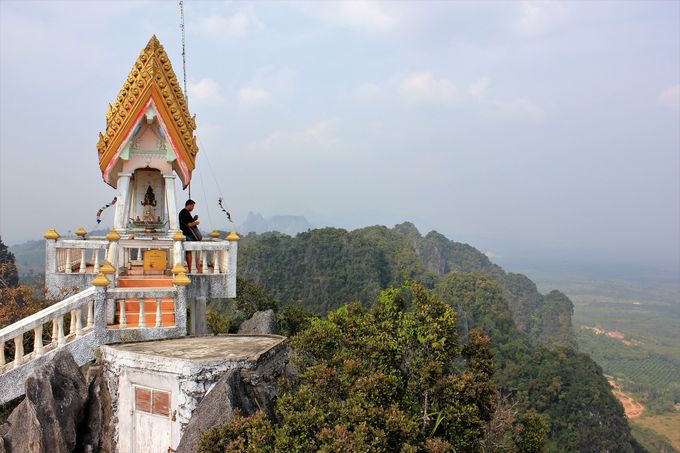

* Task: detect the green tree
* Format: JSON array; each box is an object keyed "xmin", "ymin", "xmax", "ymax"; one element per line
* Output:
[
  {"xmin": 201, "ymin": 284, "xmax": 523, "ymax": 452},
  {"xmin": 0, "ymin": 236, "xmax": 19, "ymax": 289}
]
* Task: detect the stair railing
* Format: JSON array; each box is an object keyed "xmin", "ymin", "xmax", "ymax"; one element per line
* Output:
[{"xmin": 0, "ymin": 287, "xmax": 97, "ymax": 370}]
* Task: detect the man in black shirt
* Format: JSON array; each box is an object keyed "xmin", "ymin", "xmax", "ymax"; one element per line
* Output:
[{"xmin": 179, "ymin": 199, "xmax": 200, "ymax": 271}]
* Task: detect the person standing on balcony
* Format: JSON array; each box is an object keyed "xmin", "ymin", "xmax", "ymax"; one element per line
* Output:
[{"xmin": 179, "ymin": 199, "xmax": 201, "ymax": 271}]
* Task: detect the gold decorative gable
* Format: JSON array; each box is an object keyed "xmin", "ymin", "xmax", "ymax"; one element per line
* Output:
[{"xmin": 97, "ymin": 35, "xmax": 198, "ymax": 188}]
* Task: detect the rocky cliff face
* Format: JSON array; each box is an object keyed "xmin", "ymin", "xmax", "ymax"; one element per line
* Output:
[{"xmin": 0, "ymin": 351, "xmax": 112, "ymax": 453}]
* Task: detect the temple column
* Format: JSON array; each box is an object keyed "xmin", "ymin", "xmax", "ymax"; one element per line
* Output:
[
  {"xmin": 113, "ymin": 173, "xmax": 132, "ymax": 231},
  {"xmin": 123, "ymin": 173, "xmax": 134, "ymax": 228},
  {"xmin": 164, "ymin": 175, "xmax": 178, "ymax": 231}
]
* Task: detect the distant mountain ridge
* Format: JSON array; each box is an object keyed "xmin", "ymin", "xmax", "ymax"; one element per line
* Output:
[
  {"xmin": 237, "ymin": 222, "xmax": 641, "ymax": 451},
  {"xmin": 239, "ymin": 222, "xmax": 576, "ymax": 349},
  {"xmin": 237, "ymin": 212, "xmax": 313, "ymax": 236}
]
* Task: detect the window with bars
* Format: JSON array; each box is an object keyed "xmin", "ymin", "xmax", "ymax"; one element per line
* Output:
[{"xmin": 134, "ymin": 386, "xmax": 171, "ymax": 417}]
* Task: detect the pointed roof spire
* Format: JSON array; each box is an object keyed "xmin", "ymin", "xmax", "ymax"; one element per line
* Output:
[{"xmin": 97, "ymin": 35, "xmax": 199, "ymax": 188}]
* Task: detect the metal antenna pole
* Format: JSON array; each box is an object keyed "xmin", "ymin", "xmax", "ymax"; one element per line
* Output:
[
  {"xmin": 180, "ymin": 0, "xmax": 188, "ymax": 106},
  {"xmin": 179, "ymin": 0, "xmax": 191, "ymax": 198}
]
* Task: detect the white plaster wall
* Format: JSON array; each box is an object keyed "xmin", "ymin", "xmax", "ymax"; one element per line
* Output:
[{"xmin": 116, "ymin": 368, "xmax": 181, "ymax": 453}]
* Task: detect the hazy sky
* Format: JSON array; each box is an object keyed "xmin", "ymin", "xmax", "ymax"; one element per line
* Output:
[{"xmin": 1, "ymin": 1, "xmax": 678, "ymax": 273}]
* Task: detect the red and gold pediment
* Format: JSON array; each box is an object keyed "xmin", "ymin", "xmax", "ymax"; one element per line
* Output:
[{"xmin": 97, "ymin": 36, "xmax": 198, "ymax": 188}]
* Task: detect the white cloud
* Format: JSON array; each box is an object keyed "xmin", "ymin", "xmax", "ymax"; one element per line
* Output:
[
  {"xmin": 304, "ymin": 118, "xmax": 340, "ymax": 148},
  {"xmin": 247, "ymin": 118, "xmax": 340, "ymax": 154},
  {"xmin": 398, "ymin": 72, "xmax": 458, "ymax": 104},
  {"xmin": 355, "ymin": 82, "xmax": 384, "ymax": 101},
  {"xmin": 658, "ymin": 84, "xmax": 680, "ymax": 109},
  {"xmin": 468, "ymin": 77, "xmax": 490, "ymax": 97},
  {"xmin": 187, "ymin": 78, "xmax": 225, "ymax": 105},
  {"xmin": 193, "ymin": 9, "xmax": 263, "ymax": 39},
  {"xmin": 297, "ymin": 1, "xmax": 396, "ymax": 31},
  {"xmin": 337, "ymin": 1, "xmax": 396, "ymax": 31},
  {"xmin": 238, "ymin": 87, "xmax": 272, "ymax": 106},
  {"xmin": 496, "ymin": 98, "xmax": 544, "ymax": 122},
  {"xmin": 515, "ymin": 1, "xmax": 566, "ymax": 36}
]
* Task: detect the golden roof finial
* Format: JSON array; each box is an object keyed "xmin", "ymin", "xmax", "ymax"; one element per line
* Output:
[{"xmin": 97, "ymin": 36, "xmax": 199, "ymax": 189}]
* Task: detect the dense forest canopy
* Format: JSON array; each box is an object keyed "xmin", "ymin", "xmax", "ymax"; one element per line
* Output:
[{"xmin": 230, "ymin": 224, "xmax": 644, "ymax": 452}]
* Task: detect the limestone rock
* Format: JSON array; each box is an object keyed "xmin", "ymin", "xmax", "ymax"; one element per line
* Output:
[
  {"xmin": 238, "ymin": 309, "xmax": 278, "ymax": 335},
  {"xmin": 75, "ymin": 365, "xmax": 114, "ymax": 453},
  {"xmin": 0, "ymin": 350, "xmax": 88, "ymax": 453},
  {"xmin": 175, "ymin": 370, "xmax": 241, "ymax": 453},
  {"xmin": 176, "ymin": 349, "xmax": 287, "ymax": 453}
]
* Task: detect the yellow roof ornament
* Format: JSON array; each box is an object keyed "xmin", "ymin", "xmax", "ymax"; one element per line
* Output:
[
  {"xmin": 172, "ymin": 272, "xmax": 191, "ymax": 286},
  {"xmin": 171, "ymin": 263, "xmax": 187, "ymax": 275},
  {"xmin": 172, "ymin": 231, "xmax": 186, "ymax": 241},
  {"xmin": 43, "ymin": 229, "xmax": 60, "ymax": 240},
  {"xmin": 226, "ymin": 231, "xmax": 240, "ymax": 241},
  {"xmin": 106, "ymin": 230, "xmax": 121, "ymax": 241},
  {"xmin": 75, "ymin": 227, "xmax": 87, "ymax": 238},
  {"xmin": 100, "ymin": 261, "xmax": 116, "ymax": 275},
  {"xmin": 92, "ymin": 273, "xmax": 110, "ymax": 287},
  {"xmin": 209, "ymin": 230, "xmax": 221, "ymax": 238}
]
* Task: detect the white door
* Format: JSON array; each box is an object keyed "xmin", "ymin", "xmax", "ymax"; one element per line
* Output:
[{"xmin": 132, "ymin": 385, "xmax": 173, "ymax": 453}]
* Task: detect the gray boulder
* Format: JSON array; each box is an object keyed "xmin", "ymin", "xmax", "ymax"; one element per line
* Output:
[
  {"xmin": 0, "ymin": 350, "xmax": 88, "ymax": 453},
  {"xmin": 238, "ymin": 309, "xmax": 278, "ymax": 335},
  {"xmin": 75, "ymin": 365, "xmax": 114, "ymax": 453},
  {"xmin": 176, "ymin": 347, "xmax": 288, "ymax": 453},
  {"xmin": 176, "ymin": 369, "xmax": 273, "ymax": 453},
  {"xmin": 175, "ymin": 370, "xmax": 241, "ymax": 453}
]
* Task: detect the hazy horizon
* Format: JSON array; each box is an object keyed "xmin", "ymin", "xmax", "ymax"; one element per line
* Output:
[{"xmin": 1, "ymin": 1, "xmax": 678, "ymax": 275}]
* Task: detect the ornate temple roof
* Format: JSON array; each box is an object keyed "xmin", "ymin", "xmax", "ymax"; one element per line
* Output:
[{"xmin": 97, "ymin": 36, "xmax": 198, "ymax": 188}]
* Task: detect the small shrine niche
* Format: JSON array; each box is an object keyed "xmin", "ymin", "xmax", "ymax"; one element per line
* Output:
[{"xmin": 130, "ymin": 169, "xmax": 165, "ymax": 231}]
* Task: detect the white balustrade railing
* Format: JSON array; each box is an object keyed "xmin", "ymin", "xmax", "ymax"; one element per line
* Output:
[
  {"xmin": 183, "ymin": 240, "xmax": 234, "ymax": 275},
  {"xmin": 0, "ymin": 287, "xmax": 96, "ymax": 369},
  {"xmin": 118, "ymin": 239, "xmax": 175, "ymax": 273},
  {"xmin": 55, "ymin": 239, "xmax": 108, "ymax": 274},
  {"xmin": 108, "ymin": 288, "xmax": 177, "ymax": 330}
]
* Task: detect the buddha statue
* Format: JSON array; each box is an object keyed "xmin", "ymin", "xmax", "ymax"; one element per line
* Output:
[{"xmin": 141, "ymin": 185, "xmax": 157, "ymax": 222}]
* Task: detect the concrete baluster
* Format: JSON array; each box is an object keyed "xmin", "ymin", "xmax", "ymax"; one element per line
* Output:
[
  {"xmin": 33, "ymin": 326, "xmax": 43, "ymax": 356},
  {"xmin": 0, "ymin": 342, "xmax": 4, "ymax": 366},
  {"xmin": 155, "ymin": 298, "xmax": 162, "ymax": 327},
  {"xmin": 139, "ymin": 298, "xmax": 146, "ymax": 328},
  {"xmin": 221, "ymin": 250, "xmax": 228, "ymax": 275},
  {"xmin": 190, "ymin": 251, "xmax": 198, "ymax": 274},
  {"xmin": 119, "ymin": 299, "xmax": 127, "ymax": 329},
  {"xmin": 57, "ymin": 317, "xmax": 65, "ymax": 346},
  {"xmin": 93, "ymin": 249, "xmax": 100, "ymax": 273},
  {"xmin": 87, "ymin": 301, "xmax": 94, "ymax": 328},
  {"xmin": 69, "ymin": 310, "xmax": 77, "ymax": 335},
  {"xmin": 75, "ymin": 310, "xmax": 82, "ymax": 337},
  {"xmin": 65, "ymin": 248, "xmax": 72, "ymax": 274},
  {"xmin": 52, "ymin": 319, "xmax": 58, "ymax": 344},
  {"xmin": 13, "ymin": 335, "xmax": 24, "ymax": 368},
  {"xmin": 202, "ymin": 252, "xmax": 208, "ymax": 274},
  {"xmin": 79, "ymin": 249, "xmax": 86, "ymax": 273},
  {"xmin": 137, "ymin": 247, "xmax": 142, "ymax": 261},
  {"xmin": 213, "ymin": 251, "xmax": 220, "ymax": 274}
]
